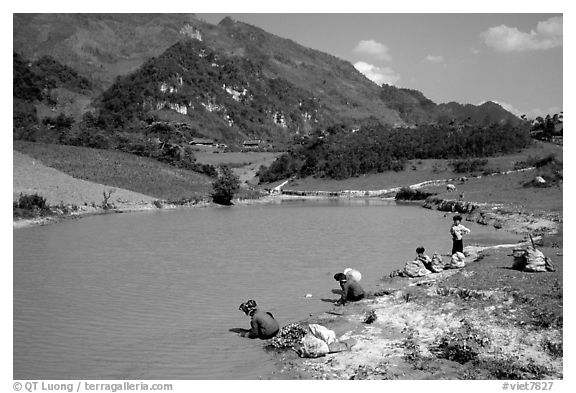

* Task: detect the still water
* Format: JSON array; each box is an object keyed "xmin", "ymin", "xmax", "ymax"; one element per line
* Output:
[{"xmin": 13, "ymin": 199, "xmax": 522, "ymax": 379}]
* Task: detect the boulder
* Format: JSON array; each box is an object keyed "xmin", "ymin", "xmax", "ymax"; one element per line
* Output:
[{"xmin": 534, "ymin": 176, "xmax": 546, "ymax": 184}]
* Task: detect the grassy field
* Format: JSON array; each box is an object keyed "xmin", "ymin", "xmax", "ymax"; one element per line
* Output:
[
  {"xmin": 193, "ymin": 150, "xmax": 283, "ymax": 184},
  {"xmin": 278, "ymin": 141, "xmax": 562, "ymax": 196},
  {"xmin": 193, "ymin": 151, "xmax": 282, "ymax": 166},
  {"xmin": 14, "ymin": 138, "xmax": 561, "ymax": 203},
  {"xmin": 14, "ymin": 141, "xmax": 213, "ymax": 201}
]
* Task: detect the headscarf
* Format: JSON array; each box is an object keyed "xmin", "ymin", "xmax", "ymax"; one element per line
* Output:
[
  {"xmin": 239, "ymin": 299, "xmax": 257, "ymax": 315},
  {"xmin": 333, "ymin": 273, "xmax": 347, "ymax": 282}
]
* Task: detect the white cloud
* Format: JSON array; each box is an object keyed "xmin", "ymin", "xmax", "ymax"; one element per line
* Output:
[
  {"xmin": 354, "ymin": 61, "xmax": 400, "ymax": 85},
  {"xmin": 481, "ymin": 16, "xmax": 562, "ymax": 52},
  {"xmin": 424, "ymin": 55, "xmax": 444, "ymax": 63},
  {"xmin": 353, "ymin": 40, "xmax": 392, "ymax": 61}
]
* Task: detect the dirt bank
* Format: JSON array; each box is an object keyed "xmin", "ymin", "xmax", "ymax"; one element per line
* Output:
[
  {"xmin": 257, "ymin": 168, "xmax": 563, "ymax": 380},
  {"xmin": 266, "ymin": 237, "xmax": 563, "ymax": 380}
]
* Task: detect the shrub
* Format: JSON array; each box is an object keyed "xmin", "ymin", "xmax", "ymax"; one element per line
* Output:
[
  {"xmin": 482, "ymin": 356, "xmax": 550, "ymax": 380},
  {"xmin": 14, "ymin": 193, "xmax": 48, "ymax": 210},
  {"xmin": 449, "ymin": 158, "xmax": 488, "ymax": 173},
  {"xmin": 211, "ymin": 165, "xmax": 240, "ymax": 205},
  {"xmin": 13, "ymin": 193, "xmax": 52, "ymax": 219},
  {"xmin": 395, "ymin": 187, "xmax": 435, "ymax": 201},
  {"xmin": 433, "ymin": 320, "xmax": 490, "ymax": 364},
  {"xmin": 541, "ymin": 337, "xmax": 563, "ymax": 359}
]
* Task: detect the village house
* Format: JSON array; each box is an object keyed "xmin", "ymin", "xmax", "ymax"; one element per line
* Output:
[
  {"xmin": 189, "ymin": 137, "xmax": 216, "ymax": 146},
  {"xmin": 242, "ymin": 139, "xmax": 262, "ymax": 149}
]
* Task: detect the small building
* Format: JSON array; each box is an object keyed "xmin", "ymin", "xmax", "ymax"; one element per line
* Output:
[
  {"xmin": 190, "ymin": 138, "xmax": 216, "ymax": 146},
  {"xmin": 242, "ymin": 139, "xmax": 262, "ymax": 148}
]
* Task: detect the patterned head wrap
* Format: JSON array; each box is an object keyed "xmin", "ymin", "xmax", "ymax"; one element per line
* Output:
[
  {"xmin": 239, "ymin": 299, "xmax": 257, "ymax": 315},
  {"xmin": 333, "ymin": 273, "xmax": 347, "ymax": 282}
]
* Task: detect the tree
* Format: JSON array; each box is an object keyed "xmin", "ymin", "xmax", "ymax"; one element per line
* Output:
[{"xmin": 211, "ymin": 166, "xmax": 240, "ymax": 205}]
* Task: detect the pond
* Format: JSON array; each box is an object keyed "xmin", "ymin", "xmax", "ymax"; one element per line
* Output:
[{"xmin": 13, "ymin": 199, "xmax": 522, "ymax": 379}]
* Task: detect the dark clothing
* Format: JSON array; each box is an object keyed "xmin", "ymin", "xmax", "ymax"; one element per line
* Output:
[
  {"xmin": 248, "ymin": 310, "xmax": 279, "ymax": 339},
  {"xmin": 450, "ymin": 223, "xmax": 470, "ymax": 255},
  {"xmin": 340, "ymin": 280, "xmax": 365, "ymax": 303},
  {"xmin": 452, "ymin": 239, "xmax": 464, "ymax": 255}
]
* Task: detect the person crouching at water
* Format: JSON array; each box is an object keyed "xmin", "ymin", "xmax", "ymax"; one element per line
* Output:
[
  {"xmin": 416, "ymin": 246, "xmax": 433, "ymax": 271},
  {"xmin": 450, "ymin": 215, "xmax": 471, "ymax": 255},
  {"xmin": 334, "ymin": 273, "xmax": 365, "ymax": 305},
  {"xmin": 238, "ymin": 300, "xmax": 279, "ymax": 339}
]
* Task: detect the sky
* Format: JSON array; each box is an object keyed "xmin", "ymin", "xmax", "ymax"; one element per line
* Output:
[
  {"xmin": 197, "ymin": 13, "xmax": 563, "ymax": 119},
  {"xmin": 5, "ymin": 1, "xmax": 567, "ymax": 119}
]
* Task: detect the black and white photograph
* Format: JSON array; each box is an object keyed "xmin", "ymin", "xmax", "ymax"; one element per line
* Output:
[{"xmin": 9, "ymin": 2, "xmax": 568, "ymax": 389}]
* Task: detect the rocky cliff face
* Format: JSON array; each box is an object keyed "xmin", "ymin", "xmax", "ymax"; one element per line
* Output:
[{"xmin": 14, "ymin": 14, "xmax": 520, "ymax": 147}]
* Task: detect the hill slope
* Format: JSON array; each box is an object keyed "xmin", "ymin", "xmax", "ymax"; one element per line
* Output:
[
  {"xmin": 13, "ymin": 150, "xmax": 155, "ymax": 207},
  {"xmin": 14, "ymin": 141, "xmax": 214, "ymax": 201},
  {"xmin": 13, "ymin": 13, "xmax": 200, "ymax": 91},
  {"xmin": 14, "ymin": 14, "xmax": 520, "ymax": 149}
]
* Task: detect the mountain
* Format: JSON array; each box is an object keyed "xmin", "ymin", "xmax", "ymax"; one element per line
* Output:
[
  {"xmin": 379, "ymin": 84, "xmax": 438, "ymax": 125},
  {"xmin": 14, "ymin": 13, "xmax": 521, "ymax": 148},
  {"xmin": 437, "ymin": 101, "xmax": 522, "ymax": 126},
  {"xmin": 13, "ymin": 13, "xmax": 200, "ymax": 91},
  {"xmin": 379, "ymin": 84, "xmax": 522, "ymax": 127}
]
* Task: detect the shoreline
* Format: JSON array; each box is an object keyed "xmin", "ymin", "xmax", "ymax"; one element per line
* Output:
[
  {"xmin": 261, "ymin": 203, "xmax": 563, "ymax": 380},
  {"xmin": 12, "ymin": 186, "xmax": 563, "ymax": 380},
  {"xmin": 14, "ymin": 190, "xmax": 561, "ymax": 241}
]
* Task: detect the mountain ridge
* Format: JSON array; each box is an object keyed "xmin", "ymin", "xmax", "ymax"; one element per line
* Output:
[{"xmin": 14, "ymin": 13, "xmax": 521, "ymax": 148}]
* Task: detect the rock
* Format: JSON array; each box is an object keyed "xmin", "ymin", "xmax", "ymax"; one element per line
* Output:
[
  {"xmin": 534, "ymin": 176, "xmax": 546, "ymax": 184},
  {"xmin": 363, "ymin": 310, "xmax": 377, "ymax": 324},
  {"xmin": 328, "ymin": 341, "xmax": 350, "ymax": 353}
]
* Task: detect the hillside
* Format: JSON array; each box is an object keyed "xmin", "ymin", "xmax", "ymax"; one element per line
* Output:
[
  {"xmin": 13, "ymin": 13, "xmax": 200, "ymax": 91},
  {"xmin": 13, "ymin": 141, "xmax": 213, "ymax": 201},
  {"xmin": 13, "ymin": 150, "xmax": 155, "ymax": 208},
  {"xmin": 14, "ymin": 14, "xmax": 522, "ymax": 152},
  {"xmin": 437, "ymin": 101, "xmax": 522, "ymax": 126}
]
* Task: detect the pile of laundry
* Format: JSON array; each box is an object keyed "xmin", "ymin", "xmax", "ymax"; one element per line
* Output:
[
  {"xmin": 511, "ymin": 247, "xmax": 555, "ymax": 272},
  {"xmin": 269, "ymin": 323, "xmax": 353, "ymax": 358}
]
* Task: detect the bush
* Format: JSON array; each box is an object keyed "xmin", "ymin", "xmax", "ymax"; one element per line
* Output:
[
  {"xmin": 13, "ymin": 193, "xmax": 51, "ymax": 219},
  {"xmin": 433, "ymin": 320, "xmax": 490, "ymax": 364},
  {"xmin": 541, "ymin": 337, "xmax": 563, "ymax": 359},
  {"xmin": 211, "ymin": 165, "xmax": 240, "ymax": 205},
  {"xmin": 522, "ymin": 154, "xmax": 562, "ymax": 188},
  {"xmin": 449, "ymin": 158, "xmax": 488, "ymax": 173},
  {"xmin": 395, "ymin": 187, "xmax": 435, "ymax": 201},
  {"xmin": 482, "ymin": 356, "xmax": 550, "ymax": 380},
  {"xmin": 14, "ymin": 193, "xmax": 48, "ymax": 210}
]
